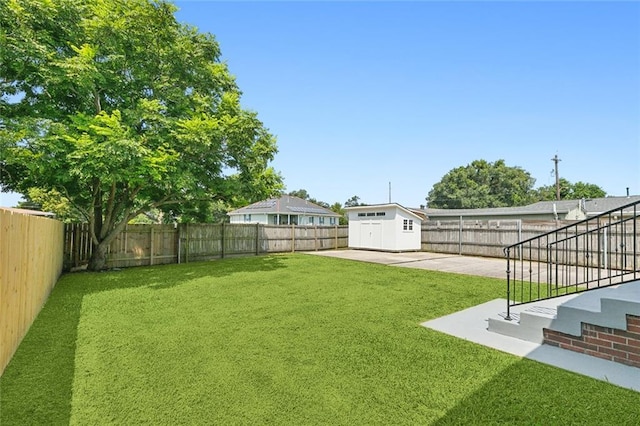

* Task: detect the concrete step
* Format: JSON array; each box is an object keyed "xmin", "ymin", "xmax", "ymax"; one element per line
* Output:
[
  {"xmin": 546, "ymin": 281, "xmax": 640, "ymax": 336},
  {"xmin": 487, "ymin": 280, "xmax": 640, "ymax": 343},
  {"xmin": 487, "ymin": 304, "xmax": 558, "ymax": 344}
]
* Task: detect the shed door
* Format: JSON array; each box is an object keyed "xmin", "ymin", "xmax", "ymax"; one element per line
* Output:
[{"xmin": 360, "ymin": 221, "xmax": 383, "ymax": 249}]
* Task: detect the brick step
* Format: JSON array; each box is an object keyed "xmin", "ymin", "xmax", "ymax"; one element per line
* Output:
[{"xmin": 544, "ymin": 314, "xmax": 640, "ymax": 368}]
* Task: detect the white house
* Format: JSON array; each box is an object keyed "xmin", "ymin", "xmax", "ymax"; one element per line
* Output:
[
  {"xmin": 345, "ymin": 203, "xmax": 423, "ymax": 251},
  {"xmin": 227, "ymin": 195, "xmax": 340, "ymax": 226}
]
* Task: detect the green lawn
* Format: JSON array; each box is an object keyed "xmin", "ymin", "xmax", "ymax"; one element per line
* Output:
[{"xmin": 1, "ymin": 254, "xmax": 638, "ymax": 425}]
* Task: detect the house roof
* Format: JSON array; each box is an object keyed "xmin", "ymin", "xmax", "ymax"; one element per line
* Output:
[
  {"xmin": 228, "ymin": 195, "xmax": 340, "ymax": 217},
  {"xmin": 582, "ymin": 196, "xmax": 640, "ymax": 215},
  {"xmin": 421, "ymin": 196, "xmax": 640, "ymax": 218},
  {"xmin": 0, "ymin": 207, "xmax": 56, "ymax": 217},
  {"xmin": 344, "ymin": 203, "xmax": 424, "ymax": 222}
]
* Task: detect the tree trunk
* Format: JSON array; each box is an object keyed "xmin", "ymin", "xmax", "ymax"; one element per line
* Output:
[{"xmin": 88, "ymin": 242, "xmax": 109, "ymax": 271}]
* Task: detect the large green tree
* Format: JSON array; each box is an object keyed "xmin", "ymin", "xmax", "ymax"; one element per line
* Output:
[
  {"xmin": 427, "ymin": 159, "xmax": 535, "ymax": 209},
  {"xmin": 533, "ymin": 178, "xmax": 606, "ymax": 201},
  {"xmin": 0, "ymin": 0, "xmax": 282, "ymax": 270}
]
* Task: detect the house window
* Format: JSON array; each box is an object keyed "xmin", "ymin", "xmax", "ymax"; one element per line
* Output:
[
  {"xmin": 319, "ymin": 217, "xmax": 325, "ymax": 225},
  {"xmin": 403, "ymin": 219, "xmax": 413, "ymax": 231},
  {"xmin": 366, "ymin": 212, "xmax": 375, "ymax": 216},
  {"xmin": 243, "ymin": 214, "xmax": 251, "ymax": 222},
  {"xmin": 376, "ymin": 212, "xmax": 386, "ymax": 216},
  {"xmin": 309, "ymin": 217, "xmax": 314, "ymax": 225},
  {"xmin": 357, "ymin": 213, "xmax": 366, "ymax": 217},
  {"xmin": 329, "ymin": 217, "xmax": 336, "ymax": 225}
]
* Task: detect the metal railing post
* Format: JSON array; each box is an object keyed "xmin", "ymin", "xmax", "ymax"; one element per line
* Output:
[
  {"xmin": 634, "ymin": 204, "xmax": 637, "ymax": 279},
  {"xmin": 503, "ymin": 198, "xmax": 640, "ymax": 312},
  {"xmin": 505, "ymin": 247, "xmax": 512, "ymax": 320}
]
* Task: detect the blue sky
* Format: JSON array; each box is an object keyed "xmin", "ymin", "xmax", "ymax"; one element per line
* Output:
[{"xmin": 1, "ymin": 0, "xmax": 638, "ymax": 208}]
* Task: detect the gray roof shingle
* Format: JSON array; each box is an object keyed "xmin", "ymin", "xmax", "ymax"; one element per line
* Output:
[
  {"xmin": 228, "ymin": 195, "xmax": 340, "ymax": 217},
  {"xmin": 420, "ymin": 196, "xmax": 640, "ymax": 218}
]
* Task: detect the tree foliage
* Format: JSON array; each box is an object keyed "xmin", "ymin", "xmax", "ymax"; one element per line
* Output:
[
  {"xmin": 329, "ymin": 202, "xmax": 347, "ymax": 225},
  {"xmin": 287, "ymin": 189, "xmax": 310, "ymax": 200},
  {"xmin": 427, "ymin": 160, "xmax": 535, "ymax": 209},
  {"xmin": 0, "ymin": 0, "xmax": 282, "ymax": 269},
  {"xmin": 344, "ymin": 195, "xmax": 364, "ymax": 208},
  {"xmin": 17, "ymin": 188, "xmax": 83, "ymax": 222},
  {"xmin": 287, "ymin": 189, "xmax": 329, "ymax": 208},
  {"xmin": 533, "ymin": 178, "xmax": 606, "ymax": 201},
  {"xmin": 427, "ymin": 160, "xmax": 608, "ymax": 209}
]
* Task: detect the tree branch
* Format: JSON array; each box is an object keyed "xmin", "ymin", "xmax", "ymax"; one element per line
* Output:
[
  {"xmin": 98, "ymin": 207, "xmax": 133, "ymax": 249},
  {"xmin": 58, "ymin": 185, "xmax": 91, "ymax": 222},
  {"xmin": 93, "ymin": 89, "xmax": 102, "ymax": 114}
]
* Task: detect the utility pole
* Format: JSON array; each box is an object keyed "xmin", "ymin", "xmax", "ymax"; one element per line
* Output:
[
  {"xmin": 388, "ymin": 182, "xmax": 391, "ymax": 203},
  {"xmin": 552, "ymin": 154, "xmax": 561, "ymax": 200}
]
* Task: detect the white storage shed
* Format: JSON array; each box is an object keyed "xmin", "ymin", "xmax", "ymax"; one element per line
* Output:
[{"xmin": 345, "ymin": 204, "xmax": 423, "ymax": 252}]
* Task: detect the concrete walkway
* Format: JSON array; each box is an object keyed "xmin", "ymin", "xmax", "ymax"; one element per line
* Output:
[
  {"xmin": 305, "ymin": 249, "xmax": 640, "ymax": 392},
  {"xmin": 307, "ymin": 250, "xmax": 508, "ymax": 279}
]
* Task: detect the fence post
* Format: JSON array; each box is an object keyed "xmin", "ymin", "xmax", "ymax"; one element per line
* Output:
[
  {"xmin": 458, "ymin": 216, "xmax": 462, "ymax": 255},
  {"xmin": 124, "ymin": 223, "xmax": 128, "ymax": 265},
  {"xmin": 177, "ymin": 224, "xmax": 182, "ymax": 264},
  {"xmin": 255, "ymin": 222, "xmax": 260, "ymax": 255},
  {"xmin": 335, "ymin": 225, "xmax": 338, "ymax": 249},
  {"xmin": 221, "ymin": 222, "xmax": 225, "ymax": 259},
  {"xmin": 73, "ymin": 223, "xmax": 80, "ymax": 268},
  {"xmin": 314, "ymin": 226, "xmax": 318, "ymax": 251},
  {"xmin": 149, "ymin": 226, "xmax": 154, "ymax": 266},
  {"xmin": 518, "ymin": 219, "xmax": 522, "ymax": 261},
  {"xmin": 291, "ymin": 224, "xmax": 295, "ymax": 252},
  {"xmin": 185, "ymin": 223, "xmax": 190, "ymax": 263}
]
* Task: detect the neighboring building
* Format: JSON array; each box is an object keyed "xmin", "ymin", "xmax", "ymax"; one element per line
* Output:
[
  {"xmin": 227, "ymin": 195, "xmax": 340, "ymax": 226},
  {"xmin": 0, "ymin": 207, "xmax": 56, "ymax": 218},
  {"xmin": 421, "ymin": 196, "xmax": 640, "ymax": 222},
  {"xmin": 345, "ymin": 203, "xmax": 422, "ymax": 252}
]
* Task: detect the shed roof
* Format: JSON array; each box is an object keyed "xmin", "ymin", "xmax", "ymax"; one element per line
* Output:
[{"xmin": 228, "ymin": 195, "xmax": 340, "ymax": 217}]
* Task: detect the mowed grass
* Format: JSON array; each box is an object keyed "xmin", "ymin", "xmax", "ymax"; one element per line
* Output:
[{"xmin": 1, "ymin": 254, "xmax": 638, "ymax": 425}]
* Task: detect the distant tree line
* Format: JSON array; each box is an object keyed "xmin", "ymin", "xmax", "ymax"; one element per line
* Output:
[
  {"xmin": 287, "ymin": 190, "xmax": 364, "ymax": 225},
  {"xmin": 426, "ymin": 159, "xmax": 606, "ymax": 209}
]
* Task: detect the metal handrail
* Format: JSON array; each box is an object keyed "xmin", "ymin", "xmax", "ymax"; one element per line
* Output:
[{"xmin": 503, "ymin": 200, "xmax": 639, "ymax": 320}]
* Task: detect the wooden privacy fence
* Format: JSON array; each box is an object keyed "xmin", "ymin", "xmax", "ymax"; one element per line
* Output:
[
  {"xmin": 65, "ymin": 223, "xmax": 349, "ymax": 270},
  {"xmin": 64, "ymin": 219, "xmax": 636, "ymax": 271},
  {"xmin": 1, "ymin": 209, "xmax": 64, "ymax": 375},
  {"xmin": 423, "ymin": 219, "xmax": 542, "ymax": 258},
  {"xmin": 422, "ymin": 219, "xmax": 639, "ymax": 270}
]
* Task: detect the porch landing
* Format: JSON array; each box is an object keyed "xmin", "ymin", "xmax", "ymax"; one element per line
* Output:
[{"xmin": 421, "ymin": 288, "xmax": 640, "ymax": 393}]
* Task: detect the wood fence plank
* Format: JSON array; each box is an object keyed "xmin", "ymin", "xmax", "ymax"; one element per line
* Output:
[{"xmin": 0, "ymin": 209, "xmax": 63, "ymax": 375}]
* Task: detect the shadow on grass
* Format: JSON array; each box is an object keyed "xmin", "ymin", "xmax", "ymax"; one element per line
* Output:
[
  {"xmin": 433, "ymin": 356, "xmax": 640, "ymax": 425},
  {"xmin": 0, "ymin": 255, "xmax": 286, "ymax": 425}
]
